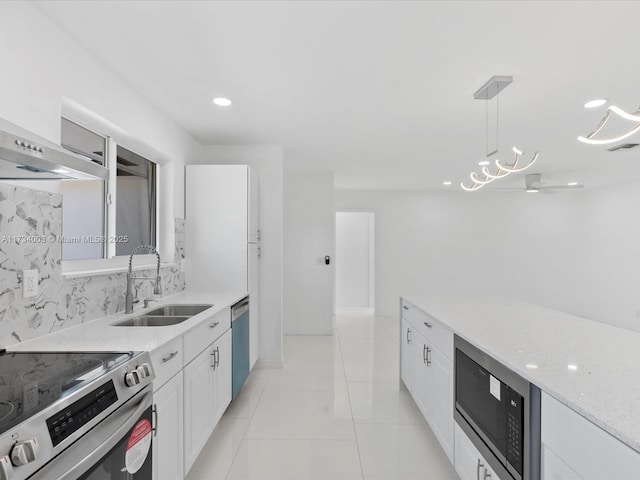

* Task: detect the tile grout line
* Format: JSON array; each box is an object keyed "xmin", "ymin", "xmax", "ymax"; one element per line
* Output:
[
  {"xmin": 223, "ymin": 370, "xmax": 271, "ymax": 480},
  {"xmin": 335, "ymin": 314, "xmax": 367, "ymax": 480}
]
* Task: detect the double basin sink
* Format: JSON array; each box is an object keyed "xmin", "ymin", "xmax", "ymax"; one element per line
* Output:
[{"xmin": 114, "ymin": 304, "xmax": 213, "ymax": 327}]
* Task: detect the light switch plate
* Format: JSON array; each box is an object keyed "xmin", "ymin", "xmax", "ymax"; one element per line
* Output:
[
  {"xmin": 23, "ymin": 269, "xmax": 38, "ymax": 298},
  {"xmin": 180, "ymin": 259, "xmax": 187, "ymax": 273}
]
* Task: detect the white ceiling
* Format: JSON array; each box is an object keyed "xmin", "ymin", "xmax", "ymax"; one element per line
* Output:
[{"xmin": 35, "ymin": 0, "xmax": 640, "ymax": 190}]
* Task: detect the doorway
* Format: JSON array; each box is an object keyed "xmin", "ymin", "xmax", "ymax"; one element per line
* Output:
[{"xmin": 335, "ymin": 211, "xmax": 375, "ymax": 309}]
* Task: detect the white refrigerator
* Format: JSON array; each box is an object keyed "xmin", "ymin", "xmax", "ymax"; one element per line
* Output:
[{"xmin": 185, "ymin": 165, "xmax": 260, "ymax": 369}]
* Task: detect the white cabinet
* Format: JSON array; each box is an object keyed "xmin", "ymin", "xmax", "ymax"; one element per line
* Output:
[
  {"xmin": 455, "ymin": 423, "xmax": 502, "ymax": 480},
  {"xmin": 400, "ymin": 298, "xmax": 454, "ymax": 462},
  {"xmin": 150, "ymin": 336, "xmax": 184, "ymax": 480},
  {"xmin": 212, "ymin": 328, "xmax": 232, "ymax": 425},
  {"xmin": 541, "ymin": 392, "xmax": 640, "ymax": 480},
  {"xmin": 153, "ymin": 371, "xmax": 184, "ymax": 480},
  {"xmin": 186, "ymin": 165, "xmax": 260, "ymax": 369},
  {"xmin": 410, "ymin": 328, "xmax": 429, "ymax": 417},
  {"xmin": 183, "ymin": 343, "xmax": 215, "ymax": 473},
  {"xmin": 183, "ymin": 328, "xmax": 233, "ymax": 475},
  {"xmin": 400, "ymin": 318, "xmax": 411, "ymax": 388}
]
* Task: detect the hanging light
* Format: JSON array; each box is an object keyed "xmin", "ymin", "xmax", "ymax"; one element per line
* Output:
[
  {"xmin": 460, "ymin": 76, "xmax": 540, "ymax": 192},
  {"xmin": 578, "ymin": 104, "xmax": 640, "ymax": 145}
]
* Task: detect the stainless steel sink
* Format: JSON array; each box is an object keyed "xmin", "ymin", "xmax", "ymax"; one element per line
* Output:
[
  {"xmin": 145, "ymin": 304, "xmax": 213, "ymax": 317},
  {"xmin": 112, "ymin": 304, "xmax": 213, "ymax": 327},
  {"xmin": 114, "ymin": 315, "xmax": 191, "ymax": 327}
]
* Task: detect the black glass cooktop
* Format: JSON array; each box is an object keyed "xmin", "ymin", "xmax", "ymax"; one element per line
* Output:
[{"xmin": 0, "ymin": 351, "xmax": 134, "ymax": 435}]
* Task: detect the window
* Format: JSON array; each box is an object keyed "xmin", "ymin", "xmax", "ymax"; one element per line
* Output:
[
  {"xmin": 115, "ymin": 146, "xmax": 156, "ymax": 256},
  {"xmin": 60, "ymin": 118, "xmax": 157, "ymax": 260}
]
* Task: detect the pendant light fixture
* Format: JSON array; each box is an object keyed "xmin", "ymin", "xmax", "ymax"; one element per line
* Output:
[
  {"xmin": 461, "ymin": 76, "xmax": 539, "ymax": 192},
  {"xmin": 578, "ymin": 103, "xmax": 640, "ymax": 145}
]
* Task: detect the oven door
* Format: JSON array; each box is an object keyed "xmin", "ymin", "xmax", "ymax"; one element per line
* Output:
[{"xmin": 31, "ymin": 386, "xmax": 153, "ymax": 480}]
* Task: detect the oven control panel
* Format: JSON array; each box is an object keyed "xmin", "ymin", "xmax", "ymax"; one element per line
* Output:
[{"xmin": 46, "ymin": 380, "xmax": 118, "ymax": 447}]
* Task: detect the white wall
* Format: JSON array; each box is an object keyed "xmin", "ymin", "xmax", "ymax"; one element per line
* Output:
[
  {"xmin": 335, "ymin": 190, "xmax": 585, "ymax": 319},
  {"xmin": 580, "ymin": 180, "xmax": 640, "ymax": 330},
  {"xmin": 198, "ymin": 145, "xmax": 284, "ymax": 366},
  {"xmin": 335, "ymin": 212, "xmax": 374, "ymax": 308},
  {"xmin": 0, "ymin": 2, "xmax": 201, "ymax": 259},
  {"xmin": 284, "ymin": 172, "xmax": 335, "ymax": 335}
]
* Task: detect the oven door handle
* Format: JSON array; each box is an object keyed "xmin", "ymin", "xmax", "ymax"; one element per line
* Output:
[{"xmin": 30, "ymin": 386, "xmax": 153, "ymax": 480}]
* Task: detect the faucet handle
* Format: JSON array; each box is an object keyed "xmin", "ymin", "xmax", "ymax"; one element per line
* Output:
[{"xmin": 143, "ymin": 298, "xmax": 159, "ymax": 309}]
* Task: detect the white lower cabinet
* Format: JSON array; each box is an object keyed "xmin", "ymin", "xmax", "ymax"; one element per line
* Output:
[
  {"xmin": 400, "ymin": 298, "xmax": 454, "ymax": 462},
  {"xmin": 455, "ymin": 423, "xmax": 501, "ymax": 480},
  {"xmin": 184, "ymin": 328, "xmax": 233, "ymax": 475},
  {"xmin": 541, "ymin": 392, "xmax": 640, "ymax": 480},
  {"xmin": 153, "ymin": 371, "xmax": 184, "ymax": 480}
]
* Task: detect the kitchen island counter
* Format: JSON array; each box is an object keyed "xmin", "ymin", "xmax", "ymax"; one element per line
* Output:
[{"xmin": 403, "ymin": 295, "xmax": 640, "ymax": 454}]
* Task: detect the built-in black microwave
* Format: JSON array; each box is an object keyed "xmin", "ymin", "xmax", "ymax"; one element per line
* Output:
[{"xmin": 454, "ymin": 335, "xmax": 541, "ymax": 480}]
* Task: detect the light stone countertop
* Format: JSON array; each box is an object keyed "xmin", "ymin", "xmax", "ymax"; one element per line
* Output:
[
  {"xmin": 403, "ymin": 295, "xmax": 640, "ymax": 454},
  {"xmin": 9, "ymin": 290, "xmax": 247, "ymax": 353}
]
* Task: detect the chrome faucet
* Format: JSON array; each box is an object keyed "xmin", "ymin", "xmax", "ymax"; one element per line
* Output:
[{"xmin": 125, "ymin": 245, "xmax": 162, "ymax": 314}]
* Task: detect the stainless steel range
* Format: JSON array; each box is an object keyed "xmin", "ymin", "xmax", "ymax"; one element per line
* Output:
[{"xmin": 0, "ymin": 350, "xmax": 154, "ymax": 480}]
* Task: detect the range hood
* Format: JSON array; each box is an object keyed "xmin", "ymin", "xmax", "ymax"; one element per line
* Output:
[{"xmin": 0, "ymin": 117, "xmax": 109, "ymax": 180}]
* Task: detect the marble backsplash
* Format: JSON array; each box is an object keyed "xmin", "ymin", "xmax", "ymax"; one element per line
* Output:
[{"xmin": 0, "ymin": 183, "xmax": 185, "ymax": 347}]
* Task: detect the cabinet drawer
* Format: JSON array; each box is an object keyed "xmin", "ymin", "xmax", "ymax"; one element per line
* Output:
[
  {"xmin": 541, "ymin": 392, "xmax": 640, "ymax": 478},
  {"xmin": 183, "ymin": 308, "xmax": 230, "ymax": 365},
  {"xmin": 150, "ymin": 336, "xmax": 183, "ymax": 391},
  {"xmin": 403, "ymin": 300, "xmax": 453, "ymax": 361}
]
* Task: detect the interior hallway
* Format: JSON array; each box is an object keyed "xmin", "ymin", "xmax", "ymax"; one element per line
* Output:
[{"xmin": 186, "ymin": 307, "xmax": 457, "ymax": 480}]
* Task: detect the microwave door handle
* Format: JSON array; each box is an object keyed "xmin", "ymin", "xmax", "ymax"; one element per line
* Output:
[{"xmin": 484, "ymin": 470, "xmax": 491, "ymax": 480}]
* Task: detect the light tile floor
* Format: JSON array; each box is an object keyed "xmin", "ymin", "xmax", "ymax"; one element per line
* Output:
[{"xmin": 186, "ymin": 308, "xmax": 458, "ymax": 480}]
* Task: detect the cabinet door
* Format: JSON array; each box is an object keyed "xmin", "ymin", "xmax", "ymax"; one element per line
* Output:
[
  {"xmin": 153, "ymin": 372, "xmax": 184, "ymax": 480},
  {"xmin": 410, "ymin": 329, "xmax": 429, "ymax": 419},
  {"xmin": 400, "ymin": 318, "xmax": 411, "ymax": 389},
  {"xmin": 183, "ymin": 345, "xmax": 214, "ymax": 474},
  {"xmin": 213, "ymin": 329, "xmax": 233, "ymax": 426},
  {"xmin": 455, "ymin": 423, "xmax": 501, "ymax": 480},
  {"xmin": 428, "ymin": 346, "xmax": 454, "ymax": 462}
]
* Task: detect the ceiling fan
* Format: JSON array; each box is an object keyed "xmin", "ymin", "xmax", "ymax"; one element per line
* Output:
[{"xmin": 496, "ymin": 173, "xmax": 584, "ymax": 193}]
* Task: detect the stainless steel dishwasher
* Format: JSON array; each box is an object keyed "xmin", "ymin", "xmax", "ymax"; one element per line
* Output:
[{"xmin": 231, "ymin": 296, "xmax": 250, "ymax": 400}]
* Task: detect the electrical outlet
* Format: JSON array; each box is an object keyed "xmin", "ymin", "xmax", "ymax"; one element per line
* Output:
[
  {"xmin": 23, "ymin": 383, "xmax": 38, "ymax": 412},
  {"xmin": 180, "ymin": 259, "xmax": 187, "ymax": 273},
  {"xmin": 23, "ymin": 269, "xmax": 38, "ymax": 298}
]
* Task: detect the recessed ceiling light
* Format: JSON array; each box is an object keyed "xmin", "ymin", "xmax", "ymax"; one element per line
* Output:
[
  {"xmin": 526, "ymin": 188, "xmax": 539, "ymax": 193},
  {"xmin": 443, "ymin": 181, "xmax": 452, "ymax": 186},
  {"xmin": 478, "ymin": 160, "xmax": 490, "ymax": 166},
  {"xmin": 567, "ymin": 364, "xmax": 578, "ymax": 371},
  {"xmin": 584, "ymin": 98, "xmax": 607, "ymax": 109},
  {"xmin": 525, "ymin": 364, "xmax": 538, "ymax": 369},
  {"xmin": 213, "ymin": 97, "xmax": 232, "ymax": 107},
  {"xmin": 568, "ymin": 182, "xmax": 578, "ymax": 186}
]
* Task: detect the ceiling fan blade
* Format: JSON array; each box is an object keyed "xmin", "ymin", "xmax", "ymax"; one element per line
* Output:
[{"xmin": 544, "ymin": 184, "xmax": 585, "ymax": 190}]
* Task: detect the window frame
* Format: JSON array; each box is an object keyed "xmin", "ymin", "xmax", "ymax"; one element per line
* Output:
[{"xmin": 60, "ymin": 102, "xmax": 165, "ymax": 276}]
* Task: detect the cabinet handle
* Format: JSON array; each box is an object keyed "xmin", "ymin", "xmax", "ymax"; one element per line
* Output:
[
  {"xmin": 406, "ymin": 328, "xmax": 411, "ymax": 344},
  {"xmin": 403, "ymin": 305, "xmax": 408, "ymax": 310},
  {"xmin": 210, "ymin": 349, "xmax": 216, "ymax": 369},
  {"xmin": 424, "ymin": 321, "xmax": 432, "ymax": 328},
  {"xmin": 215, "ymin": 347, "xmax": 220, "ymax": 368},
  {"xmin": 477, "ymin": 459, "xmax": 484, "ymax": 480},
  {"xmin": 426, "ymin": 346, "xmax": 431, "ymax": 366},
  {"xmin": 484, "ymin": 470, "xmax": 491, "ymax": 480},
  {"xmin": 209, "ymin": 321, "xmax": 219, "ymax": 329},
  {"xmin": 152, "ymin": 405, "xmax": 158, "ymax": 437},
  {"xmin": 162, "ymin": 351, "xmax": 178, "ymax": 363},
  {"xmin": 423, "ymin": 345, "xmax": 428, "ymax": 363}
]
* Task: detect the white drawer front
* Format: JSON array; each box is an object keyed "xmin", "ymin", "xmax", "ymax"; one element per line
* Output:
[
  {"xmin": 183, "ymin": 308, "xmax": 230, "ymax": 365},
  {"xmin": 402, "ymin": 299, "xmax": 453, "ymax": 360},
  {"xmin": 150, "ymin": 336, "xmax": 183, "ymax": 391}
]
